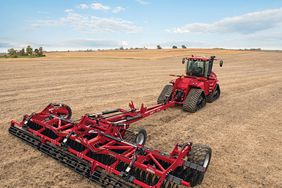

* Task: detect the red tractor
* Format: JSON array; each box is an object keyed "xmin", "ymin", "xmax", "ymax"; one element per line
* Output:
[{"xmin": 158, "ymin": 56, "xmax": 223, "ymax": 112}]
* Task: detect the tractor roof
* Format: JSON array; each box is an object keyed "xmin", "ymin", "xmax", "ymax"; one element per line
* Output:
[{"xmin": 186, "ymin": 56, "xmax": 210, "ymax": 61}]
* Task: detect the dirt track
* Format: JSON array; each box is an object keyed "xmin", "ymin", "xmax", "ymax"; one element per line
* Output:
[{"xmin": 0, "ymin": 49, "xmax": 282, "ymax": 188}]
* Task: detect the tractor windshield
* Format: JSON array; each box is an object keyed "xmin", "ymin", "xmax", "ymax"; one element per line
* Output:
[{"xmin": 186, "ymin": 60, "xmax": 206, "ymax": 77}]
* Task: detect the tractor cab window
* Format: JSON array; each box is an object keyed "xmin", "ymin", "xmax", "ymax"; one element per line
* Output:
[{"xmin": 186, "ymin": 60, "xmax": 206, "ymax": 77}]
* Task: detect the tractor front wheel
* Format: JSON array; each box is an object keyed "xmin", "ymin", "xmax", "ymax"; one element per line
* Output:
[
  {"xmin": 183, "ymin": 88, "xmax": 206, "ymax": 113},
  {"xmin": 187, "ymin": 144, "xmax": 212, "ymax": 186}
]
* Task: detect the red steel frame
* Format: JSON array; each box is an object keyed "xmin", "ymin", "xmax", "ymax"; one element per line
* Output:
[{"xmin": 10, "ymin": 102, "xmax": 206, "ymax": 187}]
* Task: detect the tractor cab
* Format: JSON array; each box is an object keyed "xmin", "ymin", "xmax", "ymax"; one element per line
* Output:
[{"xmin": 182, "ymin": 56, "xmax": 222, "ymax": 78}]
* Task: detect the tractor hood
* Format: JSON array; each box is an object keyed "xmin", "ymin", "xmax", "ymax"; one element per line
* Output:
[{"xmin": 174, "ymin": 76, "xmax": 205, "ymax": 91}]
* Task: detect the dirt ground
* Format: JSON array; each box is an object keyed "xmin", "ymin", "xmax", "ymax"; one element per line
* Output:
[{"xmin": 0, "ymin": 49, "xmax": 282, "ymax": 188}]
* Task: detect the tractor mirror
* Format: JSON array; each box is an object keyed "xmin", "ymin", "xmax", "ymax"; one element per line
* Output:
[
  {"xmin": 219, "ymin": 60, "xmax": 223, "ymax": 67},
  {"xmin": 182, "ymin": 58, "xmax": 186, "ymax": 64}
]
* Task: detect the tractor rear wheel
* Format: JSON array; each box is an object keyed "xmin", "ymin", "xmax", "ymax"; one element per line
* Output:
[
  {"xmin": 187, "ymin": 144, "xmax": 212, "ymax": 186},
  {"xmin": 206, "ymin": 84, "xmax": 220, "ymax": 103},
  {"xmin": 157, "ymin": 85, "xmax": 173, "ymax": 104},
  {"xmin": 183, "ymin": 88, "xmax": 206, "ymax": 113}
]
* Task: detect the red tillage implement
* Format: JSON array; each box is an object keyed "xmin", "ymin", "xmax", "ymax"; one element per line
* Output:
[
  {"xmin": 9, "ymin": 102, "xmax": 210, "ymax": 187},
  {"xmin": 9, "ymin": 56, "xmax": 222, "ymax": 187}
]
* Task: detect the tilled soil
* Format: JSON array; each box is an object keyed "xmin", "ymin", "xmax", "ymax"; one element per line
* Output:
[{"xmin": 0, "ymin": 49, "xmax": 281, "ymax": 188}]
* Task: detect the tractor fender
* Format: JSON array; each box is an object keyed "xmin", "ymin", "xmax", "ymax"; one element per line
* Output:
[{"xmin": 187, "ymin": 81, "xmax": 205, "ymax": 93}]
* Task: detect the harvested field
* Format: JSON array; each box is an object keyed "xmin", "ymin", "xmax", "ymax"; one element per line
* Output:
[{"xmin": 0, "ymin": 49, "xmax": 282, "ymax": 188}]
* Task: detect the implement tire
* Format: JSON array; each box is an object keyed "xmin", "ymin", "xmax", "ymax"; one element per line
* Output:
[
  {"xmin": 51, "ymin": 103, "xmax": 72, "ymax": 119},
  {"xmin": 188, "ymin": 144, "xmax": 212, "ymax": 186}
]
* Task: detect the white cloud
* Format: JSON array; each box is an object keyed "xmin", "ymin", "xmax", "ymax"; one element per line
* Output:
[
  {"xmin": 78, "ymin": 4, "xmax": 89, "ymax": 9},
  {"xmin": 77, "ymin": 2, "xmax": 125, "ymax": 13},
  {"xmin": 136, "ymin": 0, "xmax": 150, "ymax": 5},
  {"xmin": 121, "ymin": 41, "xmax": 129, "ymax": 46},
  {"xmin": 169, "ymin": 8, "xmax": 282, "ymax": 34},
  {"xmin": 61, "ymin": 39, "xmax": 123, "ymax": 47},
  {"xmin": 112, "ymin": 6, "xmax": 125, "ymax": 13},
  {"xmin": 0, "ymin": 40, "xmax": 49, "ymax": 52},
  {"xmin": 64, "ymin": 9, "xmax": 73, "ymax": 13},
  {"xmin": 91, "ymin": 2, "xmax": 110, "ymax": 10},
  {"xmin": 0, "ymin": 39, "xmax": 128, "ymax": 52},
  {"xmin": 31, "ymin": 11, "xmax": 140, "ymax": 33}
]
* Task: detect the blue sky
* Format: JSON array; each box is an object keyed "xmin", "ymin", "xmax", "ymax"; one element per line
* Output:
[{"xmin": 1, "ymin": 0, "xmax": 282, "ymax": 52}]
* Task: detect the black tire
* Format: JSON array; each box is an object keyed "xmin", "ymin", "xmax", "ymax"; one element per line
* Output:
[
  {"xmin": 123, "ymin": 127, "xmax": 148, "ymax": 145},
  {"xmin": 183, "ymin": 88, "xmax": 206, "ymax": 113},
  {"xmin": 51, "ymin": 103, "xmax": 72, "ymax": 119},
  {"xmin": 134, "ymin": 128, "xmax": 147, "ymax": 146},
  {"xmin": 157, "ymin": 85, "xmax": 173, "ymax": 104},
  {"xmin": 188, "ymin": 144, "xmax": 212, "ymax": 186},
  {"xmin": 206, "ymin": 84, "xmax": 220, "ymax": 103}
]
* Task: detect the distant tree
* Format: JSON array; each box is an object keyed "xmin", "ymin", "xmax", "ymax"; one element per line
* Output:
[
  {"xmin": 8, "ymin": 48, "xmax": 16, "ymax": 56},
  {"xmin": 39, "ymin": 47, "xmax": 43, "ymax": 55},
  {"xmin": 19, "ymin": 48, "xmax": 26, "ymax": 56},
  {"xmin": 172, "ymin": 45, "xmax": 177, "ymax": 49},
  {"xmin": 157, "ymin": 45, "xmax": 162, "ymax": 49},
  {"xmin": 181, "ymin": 45, "xmax": 187, "ymax": 49},
  {"xmin": 119, "ymin": 46, "xmax": 124, "ymax": 50},
  {"xmin": 34, "ymin": 48, "xmax": 39, "ymax": 56},
  {"xmin": 26, "ymin": 45, "xmax": 33, "ymax": 55}
]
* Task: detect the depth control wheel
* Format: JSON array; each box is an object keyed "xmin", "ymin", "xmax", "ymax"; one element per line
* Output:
[
  {"xmin": 134, "ymin": 128, "xmax": 147, "ymax": 146},
  {"xmin": 49, "ymin": 103, "xmax": 72, "ymax": 119},
  {"xmin": 123, "ymin": 128, "xmax": 147, "ymax": 146}
]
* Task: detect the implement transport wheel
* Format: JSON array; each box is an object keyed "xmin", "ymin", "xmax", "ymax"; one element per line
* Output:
[
  {"xmin": 50, "ymin": 103, "xmax": 72, "ymax": 119},
  {"xmin": 188, "ymin": 144, "xmax": 212, "ymax": 186},
  {"xmin": 134, "ymin": 128, "xmax": 147, "ymax": 146},
  {"xmin": 157, "ymin": 85, "xmax": 173, "ymax": 104},
  {"xmin": 206, "ymin": 84, "xmax": 220, "ymax": 103},
  {"xmin": 123, "ymin": 128, "xmax": 147, "ymax": 145},
  {"xmin": 183, "ymin": 88, "xmax": 206, "ymax": 113}
]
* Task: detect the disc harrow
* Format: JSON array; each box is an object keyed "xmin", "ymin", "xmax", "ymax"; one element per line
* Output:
[{"xmin": 9, "ymin": 103, "xmax": 211, "ymax": 187}]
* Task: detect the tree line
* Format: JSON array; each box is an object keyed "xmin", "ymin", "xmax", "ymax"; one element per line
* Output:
[
  {"xmin": 157, "ymin": 45, "xmax": 187, "ymax": 49},
  {"xmin": 7, "ymin": 45, "xmax": 45, "ymax": 58}
]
